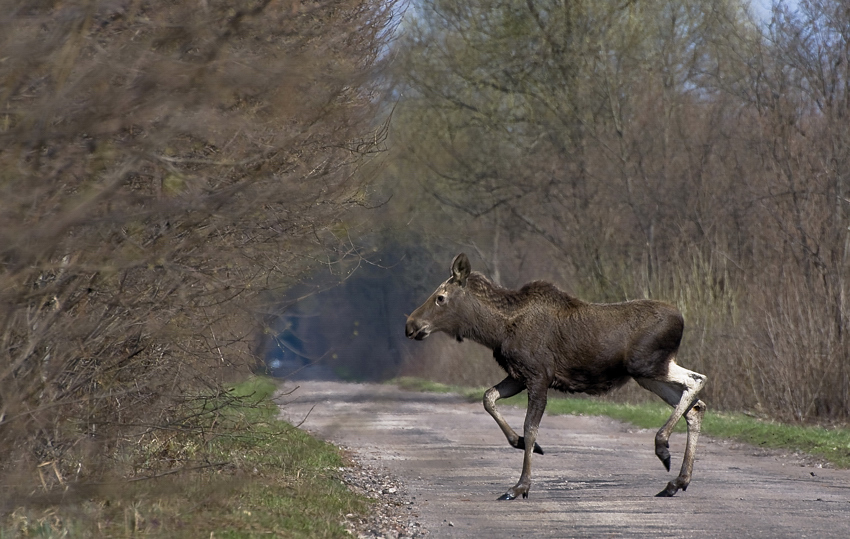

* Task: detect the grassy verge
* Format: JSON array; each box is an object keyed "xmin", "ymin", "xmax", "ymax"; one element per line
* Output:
[
  {"xmin": 391, "ymin": 377, "xmax": 850, "ymax": 469},
  {"xmin": 2, "ymin": 377, "xmax": 367, "ymax": 538}
]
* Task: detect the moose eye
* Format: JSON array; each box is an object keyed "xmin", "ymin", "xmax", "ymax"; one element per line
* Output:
[{"xmin": 436, "ymin": 294, "xmax": 446, "ymax": 305}]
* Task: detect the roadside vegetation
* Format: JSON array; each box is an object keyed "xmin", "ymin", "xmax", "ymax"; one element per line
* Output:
[
  {"xmin": 392, "ymin": 378, "xmax": 850, "ymax": 469},
  {"xmin": 1, "ymin": 377, "xmax": 368, "ymax": 538},
  {"xmin": 0, "ymin": 0, "xmax": 397, "ymax": 532}
]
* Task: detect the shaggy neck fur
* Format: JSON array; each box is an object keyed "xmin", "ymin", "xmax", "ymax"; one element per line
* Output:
[{"xmin": 459, "ymin": 272, "xmax": 583, "ymax": 348}]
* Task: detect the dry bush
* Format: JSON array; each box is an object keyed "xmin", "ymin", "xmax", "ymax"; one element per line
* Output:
[{"xmin": 0, "ymin": 0, "xmax": 399, "ymax": 499}]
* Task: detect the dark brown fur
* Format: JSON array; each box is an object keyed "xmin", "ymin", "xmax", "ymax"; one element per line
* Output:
[{"xmin": 405, "ymin": 254, "xmax": 707, "ymax": 500}]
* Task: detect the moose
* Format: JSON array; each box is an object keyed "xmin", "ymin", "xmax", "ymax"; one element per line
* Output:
[{"xmin": 405, "ymin": 254, "xmax": 707, "ymax": 500}]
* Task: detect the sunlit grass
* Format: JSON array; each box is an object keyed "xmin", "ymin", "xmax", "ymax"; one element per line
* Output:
[{"xmin": 390, "ymin": 377, "xmax": 850, "ymax": 469}]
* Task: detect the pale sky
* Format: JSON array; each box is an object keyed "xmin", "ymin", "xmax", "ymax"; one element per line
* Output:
[{"xmin": 750, "ymin": 0, "xmax": 801, "ymax": 21}]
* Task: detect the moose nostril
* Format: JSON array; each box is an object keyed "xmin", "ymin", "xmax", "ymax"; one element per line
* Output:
[{"xmin": 406, "ymin": 319, "xmax": 426, "ymax": 339}]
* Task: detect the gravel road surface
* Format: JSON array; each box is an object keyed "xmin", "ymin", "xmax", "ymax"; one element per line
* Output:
[{"xmin": 277, "ymin": 381, "xmax": 850, "ymax": 538}]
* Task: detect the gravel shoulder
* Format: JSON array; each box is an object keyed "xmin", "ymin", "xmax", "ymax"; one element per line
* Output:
[{"xmin": 277, "ymin": 380, "xmax": 850, "ymax": 538}]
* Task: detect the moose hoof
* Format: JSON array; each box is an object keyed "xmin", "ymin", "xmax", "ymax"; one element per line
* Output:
[
  {"xmin": 655, "ymin": 443, "xmax": 671, "ymax": 471},
  {"xmin": 515, "ymin": 437, "xmax": 545, "ymax": 455},
  {"xmin": 655, "ymin": 481, "xmax": 679, "ymax": 497},
  {"xmin": 498, "ymin": 486, "xmax": 529, "ymax": 501}
]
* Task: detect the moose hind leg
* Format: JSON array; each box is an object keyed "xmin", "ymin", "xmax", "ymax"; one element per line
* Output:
[
  {"xmin": 657, "ymin": 399, "xmax": 706, "ymax": 497},
  {"xmin": 636, "ymin": 363, "xmax": 706, "ymax": 496},
  {"xmin": 484, "ymin": 376, "xmax": 543, "ymax": 455}
]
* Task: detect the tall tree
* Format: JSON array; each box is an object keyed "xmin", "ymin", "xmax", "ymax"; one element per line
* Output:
[{"xmin": 391, "ymin": 0, "xmax": 752, "ymax": 294}]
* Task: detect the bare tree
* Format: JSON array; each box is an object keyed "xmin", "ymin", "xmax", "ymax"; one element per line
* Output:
[
  {"xmin": 0, "ymin": 0, "xmax": 400, "ymax": 493},
  {"xmin": 390, "ymin": 0, "xmax": 750, "ymax": 291},
  {"xmin": 708, "ymin": 0, "xmax": 850, "ymax": 419}
]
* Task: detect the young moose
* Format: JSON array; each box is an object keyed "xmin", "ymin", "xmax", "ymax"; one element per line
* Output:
[{"xmin": 405, "ymin": 254, "xmax": 707, "ymax": 500}]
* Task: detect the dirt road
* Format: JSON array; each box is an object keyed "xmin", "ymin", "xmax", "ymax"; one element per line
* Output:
[{"xmin": 278, "ymin": 381, "xmax": 850, "ymax": 538}]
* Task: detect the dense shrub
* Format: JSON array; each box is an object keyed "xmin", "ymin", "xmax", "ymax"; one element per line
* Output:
[{"xmin": 0, "ymin": 0, "xmax": 399, "ymax": 497}]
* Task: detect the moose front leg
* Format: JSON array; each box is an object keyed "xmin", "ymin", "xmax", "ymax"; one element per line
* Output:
[
  {"xmin": 483, "ymin": 376, "xmax": 544, "ymax": 455},
  {"xmin": 498, "ymin": 384, "xmax": 547, "ymax": 500}
]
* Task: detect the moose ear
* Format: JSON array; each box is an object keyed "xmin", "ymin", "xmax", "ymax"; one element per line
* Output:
[{"xmin": 451, "ymin": 253, "xmax": 471, "ymax": 287}]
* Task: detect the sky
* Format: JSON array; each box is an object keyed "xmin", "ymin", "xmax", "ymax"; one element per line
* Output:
[
  {"xmin": 751, "ymin": 0, "xmax": 770, "ymax": 18},
  {"xmin": 750, "ymin": 0, "xmax": 802, "ymax": 21}
]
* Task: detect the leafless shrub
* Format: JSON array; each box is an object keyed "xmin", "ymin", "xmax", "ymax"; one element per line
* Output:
[{"xmin": 0, "ymin": 0, "xmax": 399, "ymax": 498}]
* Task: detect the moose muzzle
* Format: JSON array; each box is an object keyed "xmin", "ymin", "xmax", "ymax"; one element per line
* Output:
[{"xmin": 405, "ymin": 318, "xmax": 430, "ymax": 340}]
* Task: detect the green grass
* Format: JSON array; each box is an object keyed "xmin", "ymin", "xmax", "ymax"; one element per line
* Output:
[
  {"xmin": 2, "ymin": 376, "xmax": 369, "ymax": 538},
  {"xmin": 391, "ymin": 377, "xmax": 850, "ymax": 469}
]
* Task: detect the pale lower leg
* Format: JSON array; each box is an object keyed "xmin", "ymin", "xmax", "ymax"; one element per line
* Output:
[
  {"xmin": 657, "ymin": 399, "xmax": 706, "ymax": 497},
  {"xmin": 638, "ymin": 363, "xmax": 706, "ymax": 472}
]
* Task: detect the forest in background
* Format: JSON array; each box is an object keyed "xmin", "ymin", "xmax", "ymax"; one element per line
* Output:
[
  {"xmin": 1, "ymin": 0, "xmax": 848, "ymax": 505},
  {"xmin": 382, "ymin": 0, "xmax": 850, "ymax": 424}
]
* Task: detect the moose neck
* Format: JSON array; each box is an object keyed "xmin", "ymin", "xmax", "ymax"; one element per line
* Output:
[{"xmin": 458, "ymin": 273, "xmax": 523, "ymax": 349}]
